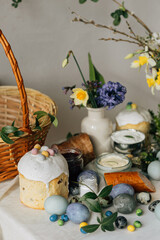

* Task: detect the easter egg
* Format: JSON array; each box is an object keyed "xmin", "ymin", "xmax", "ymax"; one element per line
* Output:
[
  {"xmin": 44, "ymin": 195, "xmax": 68, "ymax": 215},
  {"xmin": 113, "ymin": 194, "xmax": 137, "ymax": 214},
  {"xmin": 155, "ymin": 203, "xmax": 160, "ymax": 220},
  {"xmin": 66, "ymin": 203, "xmax": 90, "ymax": 224},
  {"xmin": 115, "ymin": 216, "xmax": 127, "ymax": 229},
  {"xmin": 134, "ymin": 221, "xmax": 142, "ymax": 228},
  {"xmin": 148, "ymin": 200, "xmax": 160, "ymax": 212},
  {"xmin": 136, "ymin": 192, "xmax": 151, "ymax": 205},
  {"xmin": 110, "ymin": 183, "xmax": 135, "ymax": 199},
  {"xmin": 147, "ymin": 161, "xmax": 160, "ymax": 180},
  {"xmin": 136, "ymin": 208, "xmax": 143, "ymax": 216},
  {"xmin": 127, "ymin": 225, "xmax": 135, "ymax": 232}
]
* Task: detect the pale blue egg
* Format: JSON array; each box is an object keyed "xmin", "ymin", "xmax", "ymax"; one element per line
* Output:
[
  {"xmin": 66, "ymin": 203, "xmax": 90, "ymax": 224},
  {"xmin": 147, "ymin": 161, "xmax": 160, "ymax": 180},
  {"xmin": 44, "ymin": 195, "xmax": 68, "ymax": 215},
  {"xmin": 155, "ymin": 203, "xmax": 160, "ymax": 220}
]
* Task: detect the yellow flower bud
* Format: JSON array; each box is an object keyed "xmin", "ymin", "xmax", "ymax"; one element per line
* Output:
[
  {"xmin": 124, "ymin": 53, "xmax": 134, "ymax": 59},
  {"xmin": 62, "ymin": 58, "xmax": 68, "ymax": 68}
]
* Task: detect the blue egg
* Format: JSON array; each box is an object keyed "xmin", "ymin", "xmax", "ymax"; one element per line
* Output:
[
  {"xmin": 80, "ymin": 228, "xmax": 87, "ymax": 234},
  {"xmin": 105, "ymin": 210, "xmax": 112, "ymax": 217},
  {"xmin": 44, "ymin": 195, "xmax": 68, "ymax": 215},
  {"xmin": 110, "ymin": 183, "xmax": 135, "ymax": 199},
  {"xmin": 49, "ymin": 214, "xmax": 58, "ymax": 222},
  {"xmin": 61, "ymin": 214, "xmax": 69, "ymax": 222},
  {"xmin": 66, "ymin": 203, "xmax": 90, "ymax": 224}
]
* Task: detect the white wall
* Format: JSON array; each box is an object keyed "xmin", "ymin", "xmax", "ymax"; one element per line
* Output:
[{"xmin": 0, "ymin": 0, "xmax": 160, "ymax": 145}]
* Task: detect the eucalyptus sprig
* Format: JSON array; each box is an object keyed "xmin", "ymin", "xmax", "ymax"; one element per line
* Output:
[
  {"xmin": 33, "ymin": 111, "xmax": 58, "ymax": 130},
  {"xmin": 0, "ymin": 121, "xmax": 24, "ymax": 144},
  {"xmin": 149, "ymin": 104, "xmax": 160, "ymax": 144},
  {"xmin": 79, "ymin": 0, "xmax": 99, "ymax": 3},
  {"xmin": 78, "ymin": 184, "xmax": 118, "ymax": 233},
  {"xmin": 11, "ymin": 0, "xmax": 22, "ymax": 8},
  {"xmin": 0, "ymin": 111, "xmax": 58, "ymax": 144}
]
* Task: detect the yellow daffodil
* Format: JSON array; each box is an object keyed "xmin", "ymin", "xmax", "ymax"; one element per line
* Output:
[
  {"xmin": 131, "ymin": 53, "xmax": 156, "ymax": 69},
  {"xmin": 70, "ymin": 88, "xmax": 89, "ymax": 107},
  {"xmin": 146, "ymin": 68, "xmax": 160, "ymax": 94}
]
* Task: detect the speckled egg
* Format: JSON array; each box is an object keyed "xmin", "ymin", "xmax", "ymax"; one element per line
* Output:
[
  {"xmin": 113, "ymin": 194, "xmax": 137, "ymax": 214},
  {"xmin": 136, "ymin": 192, "xmax": 151, "ymax": 205},
  {"xmin": 110, "ymin": 183, "xmax": 135, "ymax": 199},
  {"xmin": 66, "ymin": 203, "xmax": 90, "ymax": 224},
  {"xmin": 148, "ymin": 200, "xmax": 160, "ymax": 212},
  {"xmin": 155, "ymin": 203, "xmax": 160, "ymax": 220},
  {"xmin": 44, "ymin": 195, "xmax": 68, "ymax": 215},
  {"xmin": 147, "ymin": 161, "xmax": 160, "ymax": 180}
]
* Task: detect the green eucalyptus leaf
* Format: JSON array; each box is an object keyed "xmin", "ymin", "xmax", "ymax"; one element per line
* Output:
[
  {"xmin": 85, "ymin": 199, "xmax": 101, "ymax": 212},
  {"xmin": 66, "ymin": 132, "xmax": 73, "ymax": 140},
  {"xmin": 0, "ymin": 132, "xmax": 14, "ymax": 144},
  {"xmin": 101, "ymin": 225, "xmax": 106, "ymax": 232},
  {"xmin": 97, "ymin": 216, "xmax": 101, "ymax": 224},
  {"xmin": 98, "ymin": 185, "xmax": 113, "ymax": 198},
  {"xmin": 14, "ymin": 131, "xmax": 24, "ymax": 137},
  {"xmin": 79, "ymin": 0, "xmax": 87, "ymax": 3},
  {"xmin": 1, "ymin": 126, "xmax": 18, "ymax": 134},
  {"xmin": 33, "ymin": 111, "xmax": 48, "ymax": 119},
  {"xmin": 82, "ymin": 224, "xmax": 99, "ymax": 233},
  {"xmin": 102, "ymin": 223, "xmax": 115, "ymax": 231},
  {"xmin": 101, "ymin": 212, "xmax": 118, "ymax": 229},
  {"xmin": 91, "ymin": 0, "xmax": 99, "ymax": 2},
  {"xmin": 12, "ymin": 120, "xmax": 15, "ymax": 126},
  {"xmin": 49, "ymin": 114, "xmax": 58, "ymax": 127},
  {"xmin": 122, "ymin": 11, "xmax": 128, "ymax": 18},
  {"xmin": 79, "ymin": 192, "xmax": 97, "ymax": 202}
]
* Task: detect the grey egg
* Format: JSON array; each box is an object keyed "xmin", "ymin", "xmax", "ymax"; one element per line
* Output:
[
  {"xmin": 136, "ymin": 192, "xmax": 152, "ymax": 205},
  {"xmin": 113, "ymin": 193, "xmax": 137, "ymax": 214}
]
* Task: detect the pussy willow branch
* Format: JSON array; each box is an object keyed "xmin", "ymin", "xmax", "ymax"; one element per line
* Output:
[
  {"xmin": 126, "ymin": 21, "xmax": 136, "ymax": 37},
  {"xmin": 72, "ymin": 13, "xmax": 144, "ymax": 47},
  {"xmin": 99, "ymin": 37, "xmax": 141, "ymax": 46},
  {"xmin": 112, "ymin": 0, "xmax": 152, "ymax": 35}
]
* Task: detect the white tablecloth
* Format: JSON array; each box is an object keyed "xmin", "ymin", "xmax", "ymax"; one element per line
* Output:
[{"xmin": 0, "ymin": 173, "xmax": 160, "ymax": 240}]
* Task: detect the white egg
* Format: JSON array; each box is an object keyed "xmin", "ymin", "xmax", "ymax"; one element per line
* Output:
[
  {"xmin": 147, "ymin": 161, "xmax": 160, "ymax": 180},
  {"xmin": 44, "ymin": 195, "xmax": 68, "ymax": 215},
  {"xmin": 156, "ymin": 151, "xmax": 160, "ymax": 160},
  {"xmin": 155, "ymin": 203, "xmax": 160, "ymax": 220}
]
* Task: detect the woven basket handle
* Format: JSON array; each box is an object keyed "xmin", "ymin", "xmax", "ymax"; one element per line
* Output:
[{"xmin": 0, "ymin": 30, "xmax": 31, "ymax": 133}]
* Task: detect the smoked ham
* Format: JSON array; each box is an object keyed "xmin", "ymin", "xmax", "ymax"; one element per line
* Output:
[{"xmin": 104, "ymin": 171, "xmax": 155, "ymax": 192}]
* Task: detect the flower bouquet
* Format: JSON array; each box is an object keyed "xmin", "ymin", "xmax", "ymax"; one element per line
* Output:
[
  {"xmin": 73, "ymin": 0, "xmax": 160, "ymax": 94},
  {"xmin": 62, "ymin": 51, "xmax": 127, "ymax": 109}
]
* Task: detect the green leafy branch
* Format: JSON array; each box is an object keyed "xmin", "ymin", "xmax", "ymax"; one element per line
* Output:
[
  {"xmin": 78, "ymin": 184, "xmax": 117, "ymax": 233},
  {"xmin": 33, "ymin": 111, "xmax": 58, "ymax": 130},
  {"xmin": 0, "ymin": 111, "xmax": 58, "ymax": 144},
  {"xmin": 111, "ymin": 2, "xmax": 128, "ymax": 26},
  {"xmin": 11, "ymin": 0, "xmax": 22, "ymax": 8},
  {"xmin": 149, "ymin": 104, "xmax": 160, "ymax": 144},
  {"xmin": 0, "ymin": 121, "xmax": 24, "ymax": 144}
]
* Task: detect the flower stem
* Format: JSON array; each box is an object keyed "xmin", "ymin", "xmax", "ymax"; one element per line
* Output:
[{"xmin": 68, "ymin": 51, "xmax": 97, "ymax": 108}]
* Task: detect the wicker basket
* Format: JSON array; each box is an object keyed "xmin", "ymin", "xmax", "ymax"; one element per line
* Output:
[{"xmin": 0, "ymin": 30, "xmax": 57, "ymax": 182}]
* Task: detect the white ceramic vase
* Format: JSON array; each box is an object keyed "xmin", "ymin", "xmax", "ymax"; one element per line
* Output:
[{"xmin": 81, "ymin": 107, "xmax": 113, "ymax": 156}]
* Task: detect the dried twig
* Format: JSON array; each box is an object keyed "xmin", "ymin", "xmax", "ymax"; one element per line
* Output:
[
  {"xmin": 99, "ymin": 37, "xmax": 142, "ymax": 46},
  {"xmin": 126, "ymin": 21, "xmax": 136, "ymax": 37},
  {"xmin": 112, "ymin": 0, "xmax": 152, "ymax": 34}
]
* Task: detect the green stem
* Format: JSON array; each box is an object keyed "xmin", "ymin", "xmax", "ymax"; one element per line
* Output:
[{"xmin": 69, "ymin": 51, "xmax": 97, "ymax": 108}]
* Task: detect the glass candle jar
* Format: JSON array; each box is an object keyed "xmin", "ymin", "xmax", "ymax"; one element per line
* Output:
[
  {"xmin": 60, "ymin": 148, "xmax": 83, "ymax": 182},
  {"xmin": 95, "ymin": 152, "xmax": 132, "ymax": 176}
]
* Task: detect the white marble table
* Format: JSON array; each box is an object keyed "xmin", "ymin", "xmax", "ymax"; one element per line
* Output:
[{"xmin": 0, "ymin": 173, "xmax": 160, "ymax": 240}]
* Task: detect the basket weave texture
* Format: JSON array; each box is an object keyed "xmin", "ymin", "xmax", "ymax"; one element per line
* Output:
[{"xmin": 0, "ymin": 30, "xmax": 57, "ymax": 182}]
